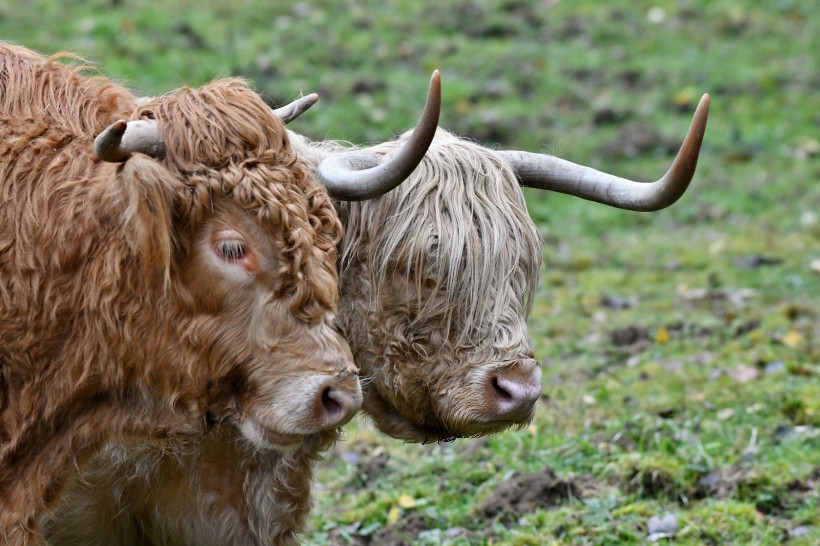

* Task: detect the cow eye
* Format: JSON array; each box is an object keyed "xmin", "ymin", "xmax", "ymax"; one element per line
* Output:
[{"xmin": 215, "ymin": 239, "xmax": 246, "ymax": 262}]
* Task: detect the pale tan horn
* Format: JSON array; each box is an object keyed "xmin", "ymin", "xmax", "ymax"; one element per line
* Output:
[
  {"xmin": 272, "ymin": 93, "xmax": 319, "ymax": 124},
  {"xmin": 500, "ymin": 93, "xmax": 710, "ymax": 211},
  {"xmin": 93, "ymin": 119, "xmax": 165, "ymax": 163},
  {"xmin": 316, "ymin": 70, "xmax": 441, "ymax": 202},
  {"xmin": 95, "ymin": 92, "xmax": 317, "ymax": 163}
]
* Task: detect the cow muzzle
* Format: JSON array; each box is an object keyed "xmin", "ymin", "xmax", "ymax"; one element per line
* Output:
[
  {"xmin": 241, "ymin": 368, "xmax": 362, "ymax": 451},
  {"xmin": 482, "ymin": 359, "xmax": 542, "ymax": 423},
  {"xmin": 312, "ymin": 372, "xmax": 362, "ymax": 429}
]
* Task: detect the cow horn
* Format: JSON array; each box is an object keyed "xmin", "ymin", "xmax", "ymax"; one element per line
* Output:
[
  {"xmin": 499, "ymin": 93, "xmax": 710, "ymax": 212},
  {"xmin": 272, "ymin": 93, "xmax": 319, "ymax": 124},
  {"xmin": 316, "ymin": 70, "xmax": 441, "ymax": 201},
  {"xmin": 94, "ymin": 119, "xmax": 166, "ymax": 163}
]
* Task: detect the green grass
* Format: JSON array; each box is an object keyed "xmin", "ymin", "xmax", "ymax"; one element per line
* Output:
[{"xmin": 2, "ymin": 0, "xmax": 817, "ymax": 543}]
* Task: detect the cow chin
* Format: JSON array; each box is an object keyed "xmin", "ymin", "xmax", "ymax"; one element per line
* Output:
[
  {"xmin": 237, "ymin": 366, "xmax": 362, "ymax": 451},
  {"xmin": 363, "ymin": 385, "xmax": 533, "ymax": 443},
  {"xmin": 362, "ymin": 385, "xmax": 455, "ymax": 443},
  {"xmin": 239, "ymin": 418, "xmax": 305, "ymax": 451},
  {"xmin": 362, "ymin": 356, "xmax": 541, "ymax": 442}
]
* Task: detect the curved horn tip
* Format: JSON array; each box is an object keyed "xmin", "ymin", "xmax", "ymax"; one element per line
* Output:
[
  {"xmin": 272, "ymin": 93, "xmax": 320, "ymax": 124},
  {"xmin": 111, "ymin": 119, "xmax": 128, "ymax": 133},
  {"xmin": 303, "ymin": 93, "xmax": 319, "ymax": 105},
  {"xmin": 417, "ymin": 68, "xmax": 441, "ymax": 132},
  {"xmin": 318, "ymin": 70, "xmax": 442, "ymax": 201},
  {"xmin": 102, "ymin": 120, "xmax": 128, "ymax": 141},
  {"xmin": 428, "ymin": 70, "xmax": 441, "ymax": 106},
  {"xmin": 694, "ymin": 93, "xmax": 710, "ymax": 122},
  {"xmin": 681, "ymin": 92, "xmax": 711, "ymax": 153},
  {"xmin": 94, "ymin": 119, "xmax": 129, "ymax": 161}
]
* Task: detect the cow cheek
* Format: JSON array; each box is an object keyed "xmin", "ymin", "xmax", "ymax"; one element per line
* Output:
[{"xmin": 179, "ymin": 252, "xmax": 234, "ymax": 313}]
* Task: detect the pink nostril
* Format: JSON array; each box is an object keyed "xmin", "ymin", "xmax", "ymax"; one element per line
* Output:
[
  {"xmin": 321, "ymin": 387, "xmax": 344, "ymax": 419},
  {"xmin": 316, "ymin": 379, "xmax": 362, "ymax": 429},
  {"xmin": 492, "ymin": 376, "xmax": 514, "ymax": 401},
  {"xmin": 488, "ymin": 372, "xmax": 541, "ymax": 418}
]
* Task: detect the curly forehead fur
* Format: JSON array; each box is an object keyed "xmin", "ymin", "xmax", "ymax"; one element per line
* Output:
[
  {"xmin": 0, "ymin": 44, "xmax": 340, "ymax": 323},
  {"xmin": 294, "ymin": 129, "xmax": 542, "ymax": 348},
  {"xmin": 135, "ymin": 79, "xmax": 342, "ymax": 320}
]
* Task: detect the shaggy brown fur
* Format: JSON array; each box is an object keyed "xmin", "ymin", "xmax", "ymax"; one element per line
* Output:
[
  {"xmin": 44, "ymin": 427, "xmax": 337, "ymax": 546},
  {"xmin": 0, "ymin": 44, "xmax": 353, "ymax": 545},
  {"xmin": 47, "ymin": 128, "xmax": 546, "ymax": 545}
]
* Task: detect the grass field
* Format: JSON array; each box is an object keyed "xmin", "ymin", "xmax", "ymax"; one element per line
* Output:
[{"xmin": 2, "ymin": 1, "xmax": 817, "ymax": 544}]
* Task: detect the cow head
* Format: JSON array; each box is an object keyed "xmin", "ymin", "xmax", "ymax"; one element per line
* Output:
[
  {"xmin": 305, "ymin": 95, "xmax": 710, "ymax": 442},
  {"xmin": 333, "ymin": 131, "xmax": 543, "ymax": 442},
  {"xmin": 93, "ymin": 79, "xmax": 359, "ymax": 450},
  {"xmin": 93, "ymin": 74, "xmax": 441, "ymax": 449}
]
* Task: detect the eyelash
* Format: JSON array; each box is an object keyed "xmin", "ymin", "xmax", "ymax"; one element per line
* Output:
[{"xmin": 216, "ymin": 239, "xmax": 246, "ymax": 262}]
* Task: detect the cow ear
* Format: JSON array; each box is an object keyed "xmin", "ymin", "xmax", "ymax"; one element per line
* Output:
[{"xmin": 118, "ymin": 155, "xmax": 180, "ymax": 285}]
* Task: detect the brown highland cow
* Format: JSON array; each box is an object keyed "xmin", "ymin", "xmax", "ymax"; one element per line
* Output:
[{"xmin": 0, "ymin": 43, "xmax": 439, "ymax": 545}]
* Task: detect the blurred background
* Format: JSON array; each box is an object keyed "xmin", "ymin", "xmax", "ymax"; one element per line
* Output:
[{"xmin": 2, "ymin": 0, "xmax": 817, "ymax": 543}]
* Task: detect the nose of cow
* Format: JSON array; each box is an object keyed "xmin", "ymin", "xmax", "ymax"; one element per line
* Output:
[
  {"xmin": 486, "ymin": 361, "xmax": 542, "ymax": 421},
  {"xmin": 315, "ymin": 374, "xmax": 362, "ymax": 429}
]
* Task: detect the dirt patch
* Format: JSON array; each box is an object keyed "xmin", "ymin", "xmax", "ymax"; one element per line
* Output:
[
  {"xmin": 370, "ymin": 513, "xmax": 432, "ymax": 546},
  {"xmin": 359, "ymin": 450, "xmax": 391, "ymax": 481},
  {"xmin": 479, "ymin": 467, "xmax": 598, "ymax": 521},
  {"xmin": 625, "ymin": 464, "xmax": 683, "ymax": 499},
  {"xmin": 610, "ymin": 325, "xmax": 649, "ymax": 347},
  {"xmin": 696, "ymin": 464, "xmax": 754, "ymax": 500},
  {"xmin": 786, "ymin": 467, "xmax": 820, "ymax": 502},
  {"xmin": 340, "ymin": 447, "xmax": 392, "ymax": 490},
  {"xmin": 696, "ymin": 465, "xmax": 820, "ymax": 515},
  {"xmin": 330, "ymin": 514, "xmax": 433, "ymax": 546}
]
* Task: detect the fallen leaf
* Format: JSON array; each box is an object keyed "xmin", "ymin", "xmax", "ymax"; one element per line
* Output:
[
  {"xmin": 387, "ymin": 506, "xmax": 400, "ymax": 525},
  {"xmin": 782, "ymin": 330, "xmax": 804, "ymax": 347},
  {"xmin": 397, "ymin": 495, "xmax": 416, "ymax": 509},
  {"xmin": 671, "ymin": 87, "xmax": 696, "ymax": 108}
]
